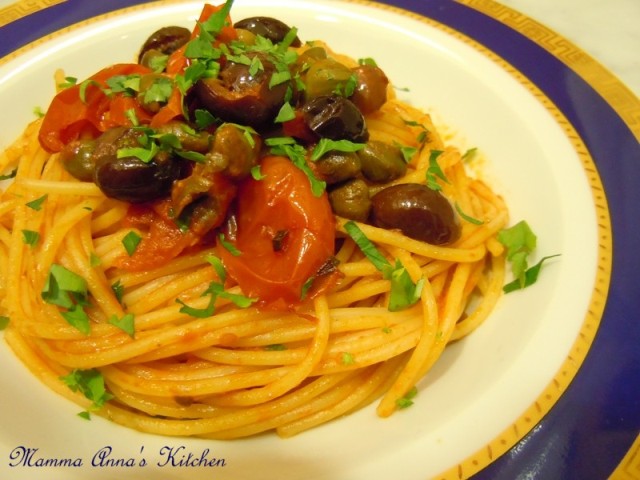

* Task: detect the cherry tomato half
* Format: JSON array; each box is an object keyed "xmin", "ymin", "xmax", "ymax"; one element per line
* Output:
[{"xmin": 218, "ymin": 155, "xmax": 335, "ymax": 309}]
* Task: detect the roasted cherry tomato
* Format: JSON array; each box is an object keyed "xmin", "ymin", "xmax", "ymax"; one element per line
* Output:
[
  {"xmin": 38, "ymin": 64, "xmax": 154, "ymax": 152},
  {"xmin": 218, "ymin": 156, "xmax": 336, "ymax": 308},
  {"xmin": 116, "ymin": 200, "xmax": 200, "ymax": 272}
]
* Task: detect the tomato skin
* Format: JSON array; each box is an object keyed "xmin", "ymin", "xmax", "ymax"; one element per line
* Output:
[
  {"xmin": 39, "ymin": 4, "xmax": 238, "ymax": 153},
  {"xmin": 39, "ymin": 64, "xmax": 154, "ymax": 152},
  {"xmin": 218, "ymin": 156, "xmax": 335, "ymax": 308}
]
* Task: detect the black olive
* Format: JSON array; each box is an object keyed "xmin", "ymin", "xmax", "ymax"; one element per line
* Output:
[
  {"xmin": 138, "ymin": 26, "xmax": 191, "ymax": 64},
  {"xmin": 358, "ymin": 140, "xmax": 406, "ymax": 183},
  {"xmin": 233, "ymin": 17, "xmax": 301, "ymax": 47},
  {"xmin": 302, "ymin": 95, "xmax": 369, "ymax": 143},
  {"xmin": 329, "ymin": 178, "xmax": 371, "ymax": 222},
  {"xmin": 193, "ymin": 53, "xmax": 289, "ymax": 129},
  {"xmin": 92, "ymin": 127, "xmax": 183, "ymax": 203},
  {"xmin": 370, "ymin": 183, "xmax": 461, "ymax": 245}
]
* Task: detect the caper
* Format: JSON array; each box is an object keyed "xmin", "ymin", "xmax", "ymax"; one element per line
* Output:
[
  {"xmin": 155, "ymin": 121, "xmax": 212, "ymax": 152},
  {"xmin": 314, "ymin": 151, "xmax": 361, "ymax": 185},
  {"xmin": 358, "ymin": 140, "xmax": 406, "ymax": 183},
  {"xmin": 370, "ymin": 183, "xmax": 461, "ymax": 245},
  {"xmin": 206, "ymin": 123, "xmax": 261, "ymax": 179},
  {"xmin": 328, "ymin": 178, "xmax": 371, "ymax": 222}
]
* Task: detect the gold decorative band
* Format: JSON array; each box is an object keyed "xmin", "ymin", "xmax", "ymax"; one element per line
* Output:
[
  {"xmin": 459, "ymin": 0, "xmax": 640, "ymax": 142},
  {"xmin": 0, "ymin": 0, "xmax": 66, "ymax": 28}
]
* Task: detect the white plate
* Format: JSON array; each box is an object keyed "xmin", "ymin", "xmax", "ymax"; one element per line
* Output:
[{"xmin": 0, "ymin": 1, "xmax": 599, "ymax": 478}]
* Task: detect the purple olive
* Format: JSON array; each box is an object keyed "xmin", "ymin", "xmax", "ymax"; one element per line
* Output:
[
  {"xmin": 193, "ymin": 53, "xmax": 289, "ymax": 129},
  {"xmin": 138, "ymin": 26, "xmax": 191, "ymax": 65},
  {"xmin": 233, "ymin": 17, "xmax": 301, "ymax": 46},
  {"xmin": 92, "ymin": 127, "xmax": 183, "ymax": 203},
  {"xmin": 301, "ymin": 95, "xmax": 369, "ymax": 143},
  {"xmin": 370, "ymin": 183, "xmax": 461, "ymax": 245}
]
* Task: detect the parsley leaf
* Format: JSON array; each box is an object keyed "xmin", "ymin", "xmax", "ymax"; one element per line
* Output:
[
  {"xmin": 201, "ymin": 0, "xmax": 234, "ymax": 36},
  {"xmin": 266, "ymin": 137, "xmax": 326, "ymax": 196},
  {"xmin": 0, "ymin": 168, "xmax": 17, "ymax": 181},
  {"xmin": 426, "ymin": 149, "xmax": 448, "ymax": 191},
  {"xmin": 111, "ymin": 280, "xmax": 125, "ymax": 304},
  {"xmin": 41, "ymin": 264, "xmax": 91, "ymax": 334},
  {"xmin": 310, "ymin": 138, "xmax": 365, "ymax": 161},
  {"xmin": 503, "ymin": 254, "xmax": 561, "ymax": 293},
  {"xmin": 60, "ymin": 368, "xmax": 113, "ymax": 417},
  {"xmin": 108, "ymin": 313, "xmax": 135, "ymax": 337},
  {"xmin": 122, "ymin": 231, "xmax": 142, "ymax": 256},
  {"xmin": 274, "ymin": 102, "xmax": 296, "ymax": 123},
  {"xmin": 218, "ymin": 233, "xmax": 242, "ymax": 256},
  {"xmin": 497, "ymin": 220, "xmax": 537, "ymax": 288},
  {"xmin": 0, "ymin": 316, "xmax": 9, "ymax": 330},
  {"xmin": 177, "ymin": 281, "xmax": 256, "ymax": 318},
  {"xmin": 454, "ymin": 202, "xmax": 484, "ymax": 225},
  {"xmin": 344, "ymin": 221, "xmax": 423, "ymax": 311},
  {"xmin": 21, "ymin": 229, "xmax": 40, "ymax": 247},
  {"xmin": 395, "ymin": 386, "xmax": 418, "ymax": 409},
  {"xmin": 26, "ymin": 194, "xmax": 47, "ymax": 211},
  {"xmin": 341, "ymin": 352, "xmax": 355, "ymax": 365}
]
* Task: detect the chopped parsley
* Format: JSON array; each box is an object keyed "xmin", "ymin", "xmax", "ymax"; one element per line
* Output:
[
  {"xmin": 121, "ymin": 231, "xmax": 142, "ymax": 256},
  {"xmin": 266, "ymin": 137, "xmax": 326, "ymax": 196},
  {"xmin": 310, "ymin": 138, "xmax": 365, "ymax": 162},
  {"xmin": 498, "ymin": 221, "xmax": 559, "ymax": 292},
  {"xmin": 425, "ymin": 149, "xmax": 448, "ymax": 191},
  {"xmin": 26, "ymin": 194, "xmax": 47, "ymax": 211},
  {"xmin": 108, "ymin": 313, "xmax": 135, "ymax": 337},
  {"xmin": 341, "ymin": 352, "xmax": 355, "ymax": 365},
  {"xmin": 454, "ymin": 202, "xmax": 484, "ymax": 225},
  {"xmin": 344, "ymin": 221, "xmax": 424, "ymax": 311},
  {"xmin": 21, "ymin": 229, "xmax": 40, "ymax": 247},
  {"xmin": 0, "ymin": 316, "xmax": 9, "ymax": 330},
  {"xmin": 177, "ymin": 281, "xmax": 256, "ymax": 318},
  {"xmin": 395, "ymin": 386, "xmax": 418, "ymax": 409},
  {"xmin": 60, "ymin": 368, "xmax": 113, "ymax": 419},
  {"xmin": 111, "ymin": 280, "xmax": 125, "ymax": 304},
  {"xmin": 41, "ymin": 264, "xmax": 91, "ymax": 334},
  {"xmin": 0, "ymin": 168, "xmax": 17, "ymax": 181}
]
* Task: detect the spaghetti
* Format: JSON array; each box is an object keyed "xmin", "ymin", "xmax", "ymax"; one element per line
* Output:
[{"xmin": 0, "ymin": 1, "xmax": 508, "ymax": 439}]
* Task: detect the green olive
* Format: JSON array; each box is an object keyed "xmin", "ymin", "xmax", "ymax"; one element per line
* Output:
[
  {"xmin": 304, "ymin": 58, "xmax": 353, "ymax": 101},
  {"xmin": 59, "ymin": 139, "xmax": 96, "ymax": 182},
  {"xmin": 328, "ymin": 178, "xmax": 371, "ymax": 222},
  {"xmin": 357, "ymin": 140, "xmax": 407, "ymax": 183},
  {"xmin": 314, "ymin": 151, "xmax": 361, "ymax": 185},
  {"xmin": 234, "ymin": 28, "xmax": 257, "ymax": 46},
  {"xmin": 297, "ymin": 47, "xmax": 328, "ymax": 69},
  {"xmin": 139, "ymin": 49, "xmax": 167, "ymax": 71},
  {"xmin": 350, "ymin": 65, "xmax": 389, "ymax": 114},
  {"xmin": 137, "ymin": 73, "xmax": 172, "ymax": 114}
]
